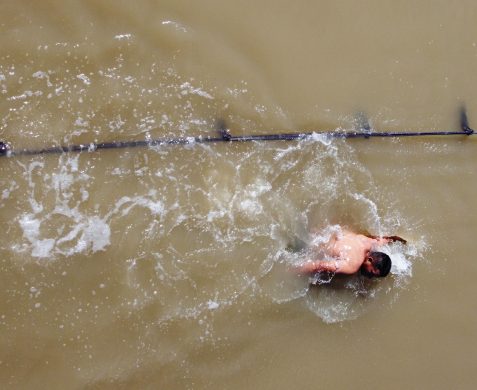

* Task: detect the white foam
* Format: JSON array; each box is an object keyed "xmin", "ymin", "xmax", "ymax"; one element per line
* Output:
[
  {"xmin": 389, "ymin": 250, "xmax": 412, "ymax": 277},
  {"xmin": 207, "ymin": 210, "xmax": 226, "ymax": 222},
  {"xmin": 161, "ymin": 20, "xmax": 188, "ymax": 33},
  {"xmin": 32, "ymin": 71, "xmax": 53, "ymax": 87},
  {"xmin": 74, "ymin": 117, "xmax": 89, "ymax": 127},
  {"xmin": 352, "ymin": 192, "xmax": 381, "ymax": 232},
  {"xmin": 310, "ymin": 131, "xmax": 334, "ymax": 146},
  {"xmin": 179, "ymin": 82, "xmax": 213, "ymax": 99},
  {"xmin": 31, "ymin": 238, "xmax": 55, "ymax": 259},
  {"xmin": 8, "ymin": 90, "xmax": 43, "ymax": 101},
  {"xmin": 79, "ymin": 217, "xmax": 111, "ymax": 253},
  {"xmin": 274, "ymin": 145, "xmax": 299, "ymax": 160},
  {"xmin": 51, "ymin": 171, "xmax": 74, "ymax": 191},
  {"xmin": 309, "ymin": 224, "xmax": 342, "ymax": 248},
  {"xmin": 16, "ymin": 157, "xmax": 112, "ymax": 259},
  {"xmin": 76, "ymin": 74, "xmax": 91, "ymax": 86},
  {"xmin": 1, "ymin": 180, "xmax": 18, "ymax": 200},
  {"xmin": 236, "ymin": 179, "xmax": 271, "ymax": 216},
  {"xmin": 381, "ymin": 243, "xmax": 415, "ymax": 288},
  {"xmin": 19, "ymin": 213, "xmax": 56, "ymax": 258},
  {"xmin": 207, "ymin": 300, "xmax": 219, "ymax": 310},
  {"xmin": 114, "ymin": 33, "xmax": 133, "ymax": 40},
  {"xmin": 306, "ymin": 294, "xmax": 360, "ymax": 324},
  {"xmin": 104, "ymin": 193, "xmax": 167, "ymax": 230},
  {"xmin": 19, "ymin": 211, "xmax": 111, "ymax": 258}
]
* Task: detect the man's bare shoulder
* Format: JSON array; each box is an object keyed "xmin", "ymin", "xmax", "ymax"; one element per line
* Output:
[{"xmin": 339, "ymin": 229, "xmax": 370, "ymax": 242}]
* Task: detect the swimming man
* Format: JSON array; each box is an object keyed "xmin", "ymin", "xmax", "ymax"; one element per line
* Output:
[{"xmin": 295, "ymin": 228, "xmax": 406, "ymax": 278}]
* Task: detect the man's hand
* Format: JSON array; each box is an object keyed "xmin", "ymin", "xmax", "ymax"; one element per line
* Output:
[{"xmin": 383, "ymin": 235, "xmax": 407, "ymax": 244}]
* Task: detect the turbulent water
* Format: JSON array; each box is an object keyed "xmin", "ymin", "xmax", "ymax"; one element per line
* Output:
[{"xmin": 1, "ymin": 1, "xmax": 477, "ymax": 389}]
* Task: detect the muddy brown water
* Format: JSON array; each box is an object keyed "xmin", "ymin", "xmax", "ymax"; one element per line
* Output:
[{"xmin": 1, "ymin": 1, "xmax": 477, "ymax": 389}]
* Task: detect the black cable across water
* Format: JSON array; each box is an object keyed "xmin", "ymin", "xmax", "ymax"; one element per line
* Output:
[{"xmin": 0, "ymin": 107, "xmax": 474, "ymax": 158}]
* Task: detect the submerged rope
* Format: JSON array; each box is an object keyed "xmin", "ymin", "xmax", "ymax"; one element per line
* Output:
[{"xmin": 0, "ymin": 108, "xmax": 474, "ymax": 158}]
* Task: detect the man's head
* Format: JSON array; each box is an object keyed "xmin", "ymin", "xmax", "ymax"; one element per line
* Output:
[{"xmin": 360, "ymin": 251, "xmax": 392, "ymax": 278}]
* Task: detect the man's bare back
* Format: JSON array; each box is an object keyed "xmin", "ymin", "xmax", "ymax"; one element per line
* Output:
[{"xmin": 295, "ymin": 227, "xmax": 406, "ymax": 278}]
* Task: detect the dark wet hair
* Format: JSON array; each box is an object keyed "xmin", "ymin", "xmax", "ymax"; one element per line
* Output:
[{"xmin": 360, "ymin": 251, "xmax": 392, "ymax": 278}]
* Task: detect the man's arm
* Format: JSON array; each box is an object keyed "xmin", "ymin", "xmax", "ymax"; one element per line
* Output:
[
  {"xmin": 295, "ymin": 260, "xmax": 339, "ymax": 274},
  {"xmin": 295, "ymin": 253, "xmax": 364, "ymax": 275},
  {"xmin": 383, "ymin": 235, "xmax": 407, "ymax": 244},
  {"xmin": 295, "ymin": 259, "xmax": 361, "ymax": 275},
  {"xmin": 366, "ymin": 234, "xmax": 407, "ymax": 244}
]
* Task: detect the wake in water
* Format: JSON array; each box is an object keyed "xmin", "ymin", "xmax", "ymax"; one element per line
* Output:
[
  {"xmin": 4, "ymin": 124, "xmax": 427, "ymax": 325},
  {"xmin": 0, "ymin": 38, "xmax": 427, "ymax": 329},
  {"xmin": 257, "ymin": 135, "xmax": 427, "ymax": 323}
]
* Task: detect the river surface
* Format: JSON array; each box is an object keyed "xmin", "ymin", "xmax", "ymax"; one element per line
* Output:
[{"xmin": 1, "ymin": 1, "xmax": 477, "ymax": 389}]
